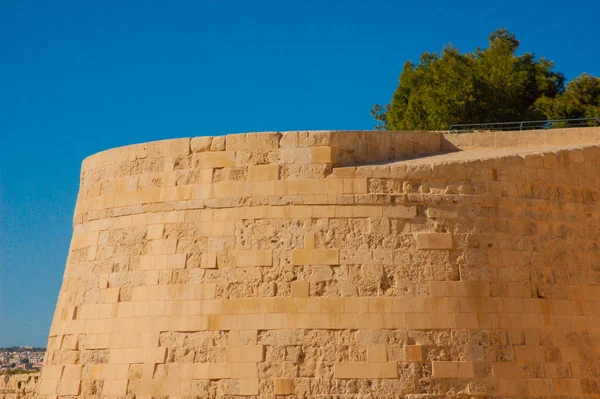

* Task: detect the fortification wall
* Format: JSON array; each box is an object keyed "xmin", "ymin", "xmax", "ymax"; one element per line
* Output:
[
  {"xmin": 37, "ymin": 129, "xmax": 600, "ymax": 398},
  {"xmin": 442, "ymin": 126, "xmax": 600, "ymax": 151},
  {"xmin": 0, "ymin": 373, "xmax": 39, "ymax": 399}
]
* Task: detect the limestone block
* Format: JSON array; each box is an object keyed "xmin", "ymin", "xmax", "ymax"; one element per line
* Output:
[
  {"xmin": 492, "ymin": 362, "xmax": 520, "ymax": 379},
  {"xmin": 332, "ymin": 167, "xmax": 356, "ymax": 178},
  {"xmin": 226, "ymin": 345, "xmax": 264, "ymax": 362},
  {"xmin": 192, "ymin": 183, "xmax": 211, "ymax": 199},
  {"xmin": 211, "ymin": 135, "xmax": 226, "ymax": 151},
  {"xmin": 310, "ymin": 146, "xmax": 335, "ymax": 163},
  {"xmin": 416, "ymin": 233, "xmax": 453, "ymax": 249},
  {"xmin": 201, "ymin": 252, "xmax": 217, "ymax": 269},
  {"xmin": 274, "ymin": 378, "xmax": 294, "ymax": 395},
  {"xmin": 235, "ymin": 250, "xmax": 272, "ymax": 267},
  {"xmin": 403, "ymin": 345, "xmax": 425, "ymax": 361},
  {"xmin": 147, "ymin": 347, "xmax": 167, "ymax": 363},
  {"xmin": 333, "ymin": 362, "xmax": 357, "ymax": 379},
  {"xmin": 41, "ymin": 365, "xmax": 63, "ymax": 380},
  {"xmin": 61, "ymin": 365, "xmax": 82, "ymax": 381},
  {"xmin": 194, "ymin": 363, "xmax": 226, "ymax": 379},
  {"xmin": 100, "ymin": 288, "xmax": 120, "ymax": 303},
  {"xmin": 359, "ymin": 362, "xmax": 398, "ymax": 378},
  {"xmin": 109, "ymin": 379, "xmax": 128, "ymax": 396},
  {"xmin": 147, "ymin": 224, "xmax": 164, "ymax": 239},
  {"xmin": 291, "ymin": 281, "xmax": 310, "ymax": 297},
  {"xmin": 38, "ymin": 378, "xmax": 59, "ymax": 395},
  {"xmin": 228, "ymin": 363, "xmax": 259, "ymax": 379},
  {"xmin": 238, "ymin": 378, "xmax": 259, "ymax": 395},
  {"xmin": 382, "ymin": 205, "xmax": 417, "ymax": 218},
  {"xmin": 334, "ymin": 362, "xmax": 397, "ymax": 379},
  {"xmin": 196, "ymin": 151, "xmax": 236, "ymax": 168},
  {"xmin": 58, "ymin": 380, "xmax": 81, "ymax": 396},
  {"xmin": 367, "ymin": 346, "xmax": 387, "ymax": 362},
  {"xmin": 458, "ymin": 361, "xmax": 475, "ymax": 379},
  {"xmin": 291, "ymin": 249, "xmax": 339, "ymax": 265},
  {"xmin": 248, "ymin": 164, "xmax": 279, "ymax": 181},
  {"xmin": 191, "ymin": 136, "xmax": 213, "ymax": 152},
  {"xmin": 170, "ymin": 138, "xmax": 190, "ymax": 156},
  {"xmin": 432, "ymin": 361, "xmax": 458, "ymax": 378},
  {"xmin": 167, "ymin": 253, "xmax": 187, "ymax": 269}
]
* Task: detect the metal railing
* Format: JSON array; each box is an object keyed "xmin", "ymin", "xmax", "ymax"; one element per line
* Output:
[{"xmin": 449, "ymin": 117, "xmax": 600, "ymax": 133}]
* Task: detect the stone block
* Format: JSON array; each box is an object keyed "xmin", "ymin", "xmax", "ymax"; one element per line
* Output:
[
  {"xmin": 226, "ymin": 345, "xmax": 264, "ymax": 362},
  {"xmin": 333, "ymin": 362, "xmax": 357, "ymax": 379},
  {"xmin": 228, "ymin": 362, "xmax": 259, "ymax": 379},
  {"xmin": 109, "ymin": 379, "xmax": 128, "ymax": 396},
  {"xmin": 41, "ymin": 365, "xmax": 63, "ymax": 380},
  {"xmin": 171, "ymin": 138, "xmax": 191, "ymax": 156},
  {"xmin": 248, "ymin": 164, "xmax": 279, "ymax": 181},
  {"xmin": 235, "ymin": 250, "xmax": 272, "ymax": 267},
  {"xmin": 367, "ymin": 346, "xmax": 387, "ymax": 362},
  {"xmin": 38, "ymin": 378, "xmax": 59, "ymax": 395},
  {"xmin": 416, "ymin": 233, "xmax": 453, "ymax": 249},
  {"xmin": 191, "ymin": 136, "xmax": 212, "ymax": 152},
  {"xmin": 382, "ymin": 205, "xmax": 417, "ymax": 219},
  {"xmin": 58, "ymin": 380, "xmax": 81, "ymax": 396},
  {"xmin": 197, "ymin": 151, "xmax": 236, "ymax": 168},
  {"xmin": 100, "ymin": 288, "xmax": 120, "ymax": 303},
  {"xmin": 357, "ymin": 362, "xmax": 398, "ymax": 378},
  {"xmin": 291, "ymin": 249, "xmax": 339, "ymax": 265},
  {"xmin": 314, "ymin": 249, "xmax": 339, "ymax": 265},
  {"xmin": 291, "ymin": 281, "xmax": 310, "ymax": 297},
  {"xmin": 458, "ymin": 361, "xmax": 474, "ymax": 379},
  {"xmin": 238, "ymin": 379, "xmax": 259, "ymax": 395},
  {"xmin": 310, "ymin": 146, "xmax": 335, "ymax": 163},
  {"xmin": 147, "ymin": 347, "xmax": 167, "ymax": 363},
  {"xmin": 201, "ymin": 252, "xmax": 218, "ymax": 269},
  {"xmin": 432, "ymin": 361, "xmax": 458, "ymax": 378},
  {"xmin": 332, "ymin": 167, "xmax": 356, "ymax": 178},
  {"xmin": 274, "ymin": 378, "xmax": 294, "ymax": 395},
  {"xmin": 403, "ymin": 345, "xmax": 425, "ymax": 361},
  {"xmin": 147, "ymin": 224, "xmax": 164, "ymax": 239},
  {"xmin": 167, "ymin": 253, "xmax": 187, "ymax": 269},
  {"xmin": 194, "ymin": 363, "xmax": 228, "ymax": 379}
]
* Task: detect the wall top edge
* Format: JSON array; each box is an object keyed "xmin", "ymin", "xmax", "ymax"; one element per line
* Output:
[
  {"xmin": 79, "ymin": 127, "xmax": 600, "ymax": 173},
  {"xmin": 80, "ymin": 130, "xmax": 442, "ymax": 172}
]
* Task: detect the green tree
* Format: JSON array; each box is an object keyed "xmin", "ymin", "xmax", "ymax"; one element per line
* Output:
[
  {"xmin": 535, "ymin": 73, "xmax": 600, "ymax": 119},
  {"xmin": 373, "ymin": 29, "xmax": 565, "ymax": 130}
]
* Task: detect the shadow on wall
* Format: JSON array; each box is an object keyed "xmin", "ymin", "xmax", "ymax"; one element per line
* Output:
[{"xmin": 440, "ymin": 126, "xmax": 600, "ymax": 153}]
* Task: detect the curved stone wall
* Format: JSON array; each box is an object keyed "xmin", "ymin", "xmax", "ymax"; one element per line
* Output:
[{"xmin": 38, "ymin": 130, "xmax": 600, "ymax": 398}]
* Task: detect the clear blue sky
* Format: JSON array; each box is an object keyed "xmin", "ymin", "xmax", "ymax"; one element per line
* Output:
[{"xmin": 1, "ymin": 0, "xmax": 599, "ymax": 346}]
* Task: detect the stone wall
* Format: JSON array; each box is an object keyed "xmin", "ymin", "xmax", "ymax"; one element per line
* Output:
[
  {"xmin": 37, "ymin": 129, "xmax": 600, "ymax": 398},
  {"xmin": 442, "ymin": 126, "xmax": 600, "ymax": 151},
  {"xmin": 0, "ymin": 373, "xmax": 39, "ymax": 399}
]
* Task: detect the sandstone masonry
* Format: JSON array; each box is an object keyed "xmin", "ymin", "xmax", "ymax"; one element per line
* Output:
[{"xmin": 35, "ymin": 128, "xmax": 600, "ymax": 398}]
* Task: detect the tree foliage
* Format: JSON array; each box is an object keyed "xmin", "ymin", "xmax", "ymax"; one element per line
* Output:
[
  {"xmin": 535, "ymin": 73, "xmax": 600, "ymax": 119},
  {"xmin": 372, "ymin": 29, "xmax": 599, "ymax": 130}
]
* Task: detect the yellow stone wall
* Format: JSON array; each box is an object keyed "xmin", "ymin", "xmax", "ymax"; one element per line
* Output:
[
  {"xmin": 38, "ymin": 129, "xmax": 600, "ymax": 398},
  {"xmin": 1, "ymin": 373, "xmax": 39, "ymax": 399}
]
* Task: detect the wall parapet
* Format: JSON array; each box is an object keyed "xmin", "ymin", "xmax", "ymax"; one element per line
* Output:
[
  {"xmin": 81, "ymin": 130, "xmax": 442, "ymax": 172},
  {"xmin": 442, "ymin": 126, "xmax": 600, "ymax": 151}
]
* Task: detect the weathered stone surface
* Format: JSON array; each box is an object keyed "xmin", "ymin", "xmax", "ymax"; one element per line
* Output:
[
  {"xmin": 190, "ymin": 136, "xmax": 212, "ymax": 153},
  {"xmin": 0, "ymin": 373, "xmax": 39, "ymax": 399},
  {"xmin": 38, "ymin": 127, "xmax": 600, "ymax": 398}
]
